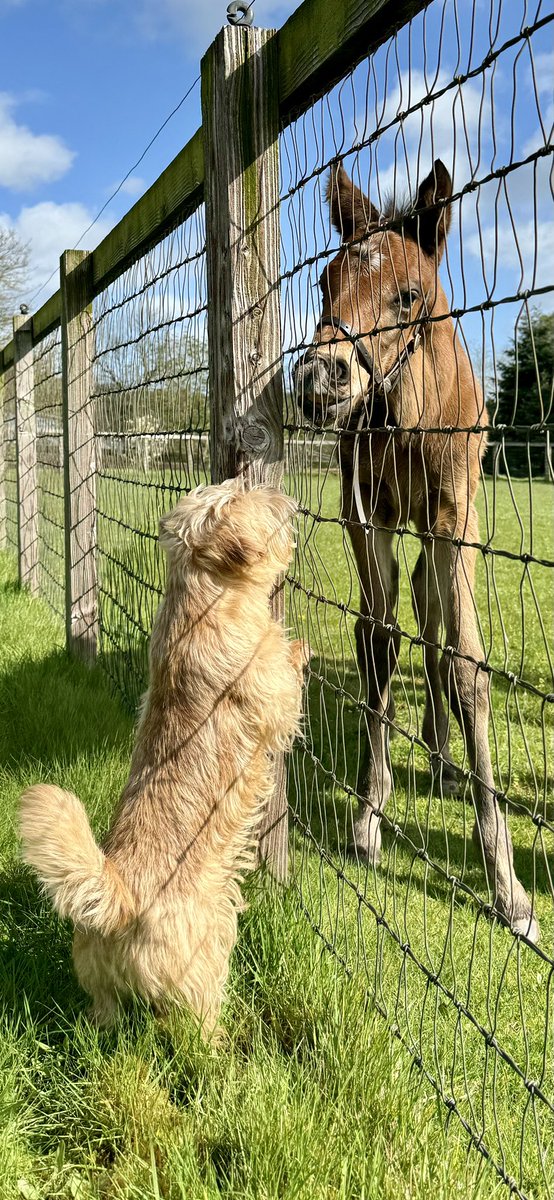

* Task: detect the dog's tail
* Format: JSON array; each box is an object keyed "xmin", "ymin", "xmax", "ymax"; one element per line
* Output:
[{"xmin": 19, "ymin": 785, "xmax": 136, "ymax": 935}]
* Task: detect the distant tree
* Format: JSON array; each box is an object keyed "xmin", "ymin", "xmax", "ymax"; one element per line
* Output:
[
  {"xmin": 489, "ymin": 310, "xmax": 554, "ymax": 476},
  {"xmin": 0, "ymin": 227, "xmax": 29, "ymax": 342}
]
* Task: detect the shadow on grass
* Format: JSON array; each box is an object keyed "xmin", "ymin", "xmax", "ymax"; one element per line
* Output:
[
  {"xmin": 0, "ymin": 862, "xmax": 81, "ymax": 1023},
  {"xmin": 295, "ymin": 656, "xmax": 552, "ymax": 904},
  {"xmin": 0, "ymin": 644, "xmax": 134, "ymax": 774}
]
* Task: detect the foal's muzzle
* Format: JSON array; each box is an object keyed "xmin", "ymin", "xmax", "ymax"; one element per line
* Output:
[{"xmin": 292, "ymin": 346, "xmax": 352, "ymax": 424}]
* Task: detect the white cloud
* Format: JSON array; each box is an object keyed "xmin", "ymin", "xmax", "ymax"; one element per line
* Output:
[
  {"xmin": 0, "ymin": 93, "xmax": 75, "ymax": 191},
  {"xmin": 531, "ymin": 50, "xmax": 554, "ymax": 100},
  {"xmin": 466, "ymin": 217, "xmax": 554, "ymax": 294},
  {"xmin": 0, "ymin": 202, "xmax": 114, "ymax": 302},
  {"xmin": 359, "ymin": 68, "xmax": 489, "ymax": 210},
  {"xmin": 116, "ymin": 175, "xmax": 146, "ymax": 197}
]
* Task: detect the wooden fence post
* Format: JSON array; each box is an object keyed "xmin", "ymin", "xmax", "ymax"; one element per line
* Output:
[
  {"xmin": 60, "ymin": 250, "xmax": 98, "ymax": 661},
  {"xmin": 201, "ymin": 25, "xmax": 288, "ymax": 880},
  {"xmin": 13, "ymin": 314, "xmax": 38, "ymax": 594},
  {"xmin": 0, "ymin": 371, "xmax": 5, "ymax": 550}
]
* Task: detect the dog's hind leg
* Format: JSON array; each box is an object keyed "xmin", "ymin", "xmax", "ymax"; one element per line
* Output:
[{"xmin": 73, "ymin": 930, "xmax": 122, "ymax": 1028}]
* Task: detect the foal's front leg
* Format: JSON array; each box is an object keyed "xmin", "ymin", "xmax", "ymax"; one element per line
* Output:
[
  {"xmin": 346, "ymin": 515, "xmax": 400, "ymax": 865},
  {"xmin": 433, "ymin": 522, "xmax": 540, "ymax": 943}
]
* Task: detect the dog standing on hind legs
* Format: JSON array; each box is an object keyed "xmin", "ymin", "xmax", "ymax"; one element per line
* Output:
[{"xmin": 19, "ymin": 479, "xmax": 306, "ymax": 1030}]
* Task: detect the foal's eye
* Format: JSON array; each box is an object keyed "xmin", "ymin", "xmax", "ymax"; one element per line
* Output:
[{"xmin": 399, "ymin": 288, "xmax": 419, "ymax": 309}]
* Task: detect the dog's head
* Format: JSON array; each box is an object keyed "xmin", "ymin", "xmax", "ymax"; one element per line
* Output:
[{"xmin": 159, "ymin": 478, "xmax": 297, "ymax": 584}]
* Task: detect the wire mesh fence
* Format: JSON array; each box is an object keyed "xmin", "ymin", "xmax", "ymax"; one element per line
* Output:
[
  {"xmin": 0, "ymin": 0, "xmax": 552, "ymax": 1194},
  {"xmin": 281, "ymin": 1, "xmax": 553, "ymax": 1194},
  {"xmin": 34, "ymin": 330, "xmax": 64, "ymax": 627},
  {"xmin": 93, "ymin": 206, "xmax": 209, "ymax": 708}
]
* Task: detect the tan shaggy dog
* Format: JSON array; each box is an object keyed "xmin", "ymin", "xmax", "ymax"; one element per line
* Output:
[{"xmin": 19, "ymin": 479, "xmax": 305, "ymax": 1030}]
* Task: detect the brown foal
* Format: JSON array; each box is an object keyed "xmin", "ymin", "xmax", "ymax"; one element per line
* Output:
[{"xmin": 293, "ymin": 159, "xmax": 539, "ymax": 943}]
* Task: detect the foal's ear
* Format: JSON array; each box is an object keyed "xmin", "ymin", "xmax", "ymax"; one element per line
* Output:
[
  {"xmin": 407, "ymin": 159, "xmax": 453, "ymax": 261},
  {"xmin": 326, "ymin": 163, "xmax": 379, "ymax": 241}
]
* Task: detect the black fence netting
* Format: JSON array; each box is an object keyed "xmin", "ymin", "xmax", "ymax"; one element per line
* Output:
[
  {"xmin": 92, "ymin": 205, "xmax": 209, "ymax": 708},
  {"xmin": 279, "ymin": 0, "xmax": 553, "ymax": 1194},
  {"xmin": 0, "ymin": 2, "xmax": 552, "ymax": 1193}
]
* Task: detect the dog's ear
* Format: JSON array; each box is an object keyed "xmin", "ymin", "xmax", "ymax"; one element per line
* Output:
[
  {"xmin": 159, "ymin": 485, "xmax": 296, "ymax": 576},
  {"xmin": 159, "ymin": 507, "xmax": 187, "ymax": 556},
  {"xmin": 194, "ymin": 489, "xmax": 296, "ymax": 576},
  {"xmin": 195, "ymin": 507, "xmax": 265, "ymax": 574}
]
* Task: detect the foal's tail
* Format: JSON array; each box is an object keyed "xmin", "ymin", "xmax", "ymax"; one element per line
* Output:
[{"xmin": 19, "ymin": 784, "xmax": 135, "ymax": 935}]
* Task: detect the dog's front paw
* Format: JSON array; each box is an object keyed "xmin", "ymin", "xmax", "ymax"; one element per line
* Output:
[{"xmin": 290, "ymin": 638, "xmax": 313, "ymax": 675}]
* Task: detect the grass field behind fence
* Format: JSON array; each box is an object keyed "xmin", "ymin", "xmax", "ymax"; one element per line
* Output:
[{"xmin": 1, "ymin": 470, "xmax": 552, "ymax": 1196}]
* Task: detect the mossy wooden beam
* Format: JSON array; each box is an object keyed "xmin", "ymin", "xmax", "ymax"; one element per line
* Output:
[
  {"xmin": 1, "ymin": 288, "xmax": 62, "ymax": 370},
  {"xmin": 32, "ymin": 290, "xmax": 62, "ymax": 344},
  {"xmin": 277, "ymin": 0, "xmax": 431, "ymax": 124}
]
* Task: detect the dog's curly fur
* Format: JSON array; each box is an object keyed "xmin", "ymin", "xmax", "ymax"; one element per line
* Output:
[{"xmin": 19, "ymin": 479, "xmax": 305, "ymax": 1030}]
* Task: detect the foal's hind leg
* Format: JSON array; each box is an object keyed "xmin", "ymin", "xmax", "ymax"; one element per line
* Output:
[
  {"xmin": 411, "ymin": 546, "xmax": 459, "ymax": 794},
  {"xmin": 432, "ymin": 516, "xmax": 539, "ymax": 942},
  {"xmin": 346, "ymin": 512, "xmax": 400, "ymax": 865}
]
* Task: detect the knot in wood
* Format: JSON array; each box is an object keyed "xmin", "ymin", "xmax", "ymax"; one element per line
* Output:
[{"xmin": 236, "ymin": 412, "xmax": 271, "ymax": 454}]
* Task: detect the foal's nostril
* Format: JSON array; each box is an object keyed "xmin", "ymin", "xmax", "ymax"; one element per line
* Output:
[{"xmin": 333, "ymin": 357, "xmax": 350, "ymax": 385}]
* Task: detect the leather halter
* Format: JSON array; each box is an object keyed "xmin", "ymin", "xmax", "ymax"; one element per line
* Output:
[{"xmin": 315, "ymin": 315, "xmax": 423, "ymax": 397}]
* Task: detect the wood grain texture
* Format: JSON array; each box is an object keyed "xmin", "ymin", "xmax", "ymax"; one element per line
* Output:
[
  {"xmin": 60, "ymin": 250, "xmax": 98, "ymax": 662},
  {"xmin": 278, "ymin": 0, "xmax": 431, "ymax": 124},
  {"xmin": 13, "ymin": 315, "xmax": 38, "ymax": 594},
  {"xmin": 202, "ymin": 26, "xmax": 284, "ymax": 487},
  {"xmin": 202, "ymin": 26, "xmax": 288, "ymax": 880},
  {"xmin": 0, "ymin": 371, "xmax": 6, "ymax": 549}
]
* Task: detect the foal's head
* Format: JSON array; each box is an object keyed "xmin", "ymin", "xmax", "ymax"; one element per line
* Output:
[{"xmin": 293, "ymin": 159, "xmax": 453, "ymax": 426}]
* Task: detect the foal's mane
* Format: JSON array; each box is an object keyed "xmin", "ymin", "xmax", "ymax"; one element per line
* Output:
[{"xmin": 345, "ymin": 191, "xmax": 419, "ymax": 247}]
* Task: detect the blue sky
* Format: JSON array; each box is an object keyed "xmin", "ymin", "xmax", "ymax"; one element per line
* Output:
[
  {"xmin": 0, "ymin": 0, "xmax": 298, "ymax": 304},
  {"xmin": 0, "ymin": 0, "xmax": 552, "ymax": 366}
]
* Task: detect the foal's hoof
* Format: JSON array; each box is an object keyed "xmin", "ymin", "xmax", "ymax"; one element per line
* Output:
[
  {"xmin": 346, "ymin": 840, "xmax": 381, "ymax": 868},
  {"xmin": 493, "ymin": 900, "xmax": 541, "ymax": 946},
  {"xmin": 431, "ymin": 757, "xmax": 462, "ymax": 798},
  {"xmin": 509, "ymin": 913, "xmax": 541, "ymax": 945}
]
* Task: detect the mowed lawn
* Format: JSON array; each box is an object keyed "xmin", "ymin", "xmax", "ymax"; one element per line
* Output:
[{"xmin": 0, "ymin": 470, "xmax": 552, "ymax": 1198}]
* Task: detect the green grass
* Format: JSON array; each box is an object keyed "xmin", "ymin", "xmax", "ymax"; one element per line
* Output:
[
  {"xmin": 0, "ymin": 471, "xmax": 552, "ymax": 1198},
  {"xmin": 0, "ymin": 552, "xmax": 512, "ymax": 1200}
]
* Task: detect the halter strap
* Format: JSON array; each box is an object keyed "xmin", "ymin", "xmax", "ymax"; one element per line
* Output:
[{"xmin": 315, "ymin": 315, "xmax": 423, "ymax": 397}]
